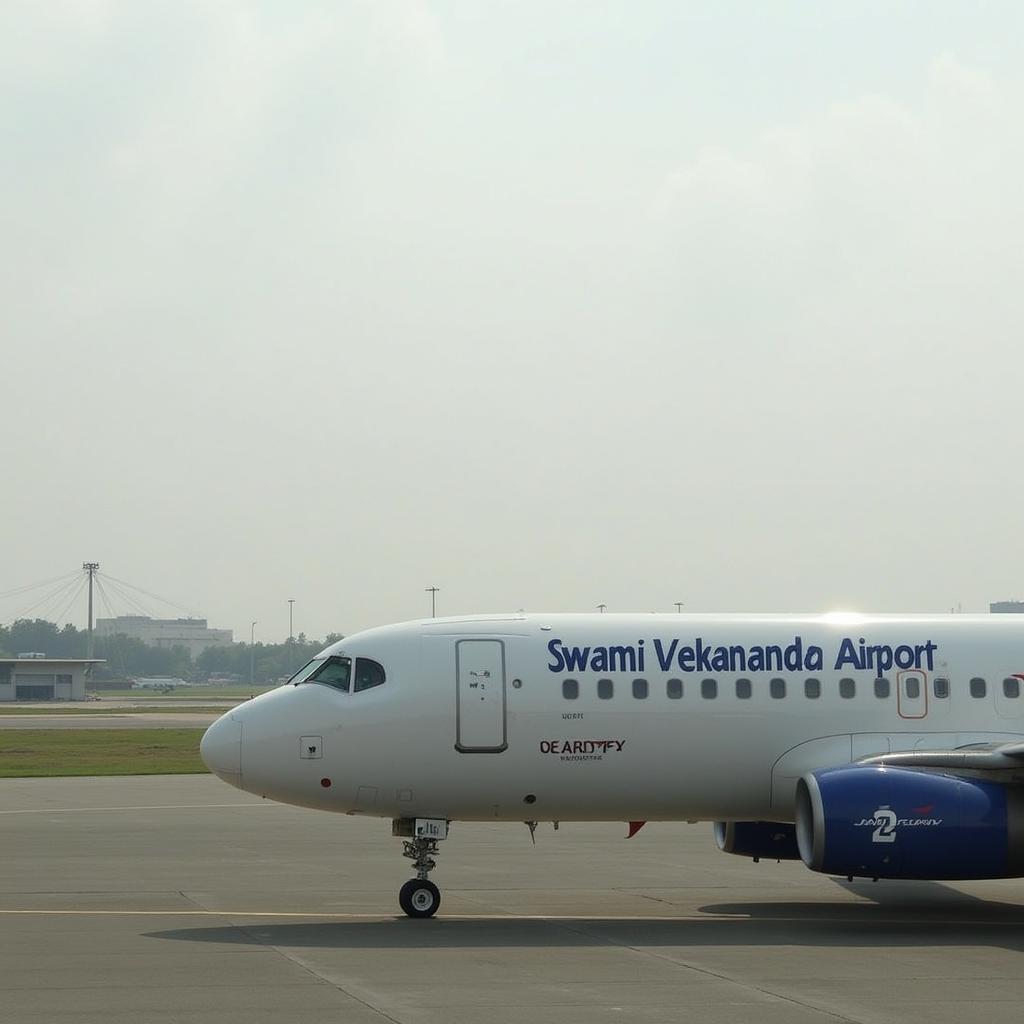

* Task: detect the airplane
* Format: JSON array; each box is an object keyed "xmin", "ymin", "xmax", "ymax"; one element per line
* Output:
[{"xmin": 200, "ymin": 612, "xmax": 1024, "ymax": 918}]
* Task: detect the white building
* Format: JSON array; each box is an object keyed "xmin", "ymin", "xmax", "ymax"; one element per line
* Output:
[
  {"xmin": 95, "ymin": 616, "xmax": 233, "ymax": 658},
  {"xmin": 0, "ymin": 657, "xmax": 104, "ymax": 701},
  {"xmin": 991, "ymin": 601, "xmax": 1024, "ymax": 614}
]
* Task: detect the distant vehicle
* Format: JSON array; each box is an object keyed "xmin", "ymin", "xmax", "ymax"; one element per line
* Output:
[
  {"xmin": 202, "ymin": 612, "xmax": 1024, "ymax": 918},
  {"xmin": 133, "ymin": 677, "xmax": 190, "ymax": 689},
  {"xmin": 16, "ymin": 652, "xmax": 47, "ymax": 659},
  {"xmin": 207, "ymin": 673, "xmax": 242, "ymax": 684}
]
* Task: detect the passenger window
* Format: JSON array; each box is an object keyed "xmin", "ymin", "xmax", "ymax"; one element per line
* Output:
[
  {"xmin": 1004, "ymin": 677, "xmax": 1021, "ymax": 699},
  {"xmin": 735, "ymin": 678, "xmax": 752, "ymax": 699},
  {"xmin": 804, "ymin": 678, "xmax": 821, "ymax": 699},
  {"xmin": 839, "ymin": 678, "xmax": 856, "ymax": 699},
  {"xmin": 354, "ymin": 658, "xmax": 386, "ymax": 692},
  {"xmin": 562, "ymin": 679, "xmax": 579, "ymax": 700},
  {"xmin": 701, "ymin": 678, "xmax": 717, "ymax": 700},
  {"xmin": 632, "ymin": 678, "xmax": 648, "ymax": 700},
  {"xmin": 970, "ymin": 677, "xmax": 987, "ymax": 698},
  {"xmin": 667, "ymin": 678, "xmax": 683, "ymax": 699},
  {"xmin": 597, "ymin": 678, "xmax": 614, "ymax": 700},
  {"xmin": 933, "ymin": 677, "xmax": 950, "ymax": 699},
  {"xmin": 770, "ymin": 678, "xmax": 786, "ymax": 700},
  {"xmin": 310, "ymin": 656, "xmax": 351, "ymax": 692},
  {"xmin": 904, "ymin": 677, "xmax": 920, "ymax": 699},
  {"xmin": 874, "ymin": 677, "xmax": 890, "ymax": 699}
]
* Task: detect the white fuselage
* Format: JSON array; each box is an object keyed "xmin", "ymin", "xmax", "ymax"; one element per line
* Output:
[{"xmin": 201, "ymin": 613, "xmax": 1024, "ymax": 823}]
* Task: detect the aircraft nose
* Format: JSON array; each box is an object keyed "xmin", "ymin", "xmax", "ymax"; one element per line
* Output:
[{"xmin": 200, "ymin": 712, "xmax": 242, "ymax": 783}]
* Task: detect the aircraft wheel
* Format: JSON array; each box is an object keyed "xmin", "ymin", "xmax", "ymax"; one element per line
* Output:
[{"xmin": 399, "ymin": 878, "xmax": 441, "ymax": 918}]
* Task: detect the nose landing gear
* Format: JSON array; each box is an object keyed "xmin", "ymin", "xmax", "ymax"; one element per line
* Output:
[{"xmin": 393, "ymin": 817, "xmax": 449, "ymax": 919}]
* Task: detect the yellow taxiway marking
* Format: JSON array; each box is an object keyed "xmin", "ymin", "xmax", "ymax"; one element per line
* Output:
[
  {"xmin": 0, "ymin": 913, "xmax": 696, "ymax": 921},
  {"xmin": 0, "ymin": 910, "xmax": 1018, "ymax": 924},
  {"xmin": 0, "ymin": 910, "xmax": 383, "ymax": 918}
]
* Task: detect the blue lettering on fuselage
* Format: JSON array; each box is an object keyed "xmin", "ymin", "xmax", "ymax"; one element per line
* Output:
[
  {"xmin": 833, "ymin": 637, "xmax": 937, "ymax": 674},
  {"xmin": 547, "ymin": 639, "xmax": 644, "ymax": 673},
  {"xmin": 546, "ymin": 636, "xmax": 938, "ymax": 674}
]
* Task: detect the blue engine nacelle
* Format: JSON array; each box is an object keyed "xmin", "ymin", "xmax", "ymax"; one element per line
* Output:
[
  {"xmin": 795, "ymin": 765, "xmax": 1024, "ymax": 880},
  {"xmin": 714, "ymin": 821, "xmax": 801, "ymax": 861}
]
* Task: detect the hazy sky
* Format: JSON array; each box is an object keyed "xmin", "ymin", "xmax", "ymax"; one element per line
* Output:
[{"xmin": 3, "ymin": 1, "xmax": 1023, "ymax": 641}]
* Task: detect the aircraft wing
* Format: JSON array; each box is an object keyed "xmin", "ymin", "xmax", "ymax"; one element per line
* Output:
[{"xmin": 857, "ymin": 741, "xmax": 1024, "ymax": 775}]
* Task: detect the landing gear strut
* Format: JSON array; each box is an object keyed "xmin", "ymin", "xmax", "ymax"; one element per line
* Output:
[{"xmin": 393, "ymin": 818, "xmax": 449, "ymax": 918}]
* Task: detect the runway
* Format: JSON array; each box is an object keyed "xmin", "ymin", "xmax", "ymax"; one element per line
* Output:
[{"xmin": 3, "ymin": 775, "xmax": 1024, "ymax": 1024}]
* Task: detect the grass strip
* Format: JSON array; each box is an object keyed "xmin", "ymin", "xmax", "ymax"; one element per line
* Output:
[{"xmin": 0, "ymin": 729, "xmax": 209, "ymax": 777}]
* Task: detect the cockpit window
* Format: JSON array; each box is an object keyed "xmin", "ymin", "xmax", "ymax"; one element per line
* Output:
[
  {"xmin": 354, "ymin": 658, "xmax": 386, "ymax": 692},
  {"xmin": 291, "ymin": 656, "xmax": 352, "ymax": 691},
  {"xmin": 288, "ymin": 658, "xmax": 326, "ymax": 684},
  {"xmin": 292, "ymin": 655, "xmax": 382, "ymax": 693},
  {"xmin": 312, "ymin": 656, "xmax": 352, "ymax": 691}
]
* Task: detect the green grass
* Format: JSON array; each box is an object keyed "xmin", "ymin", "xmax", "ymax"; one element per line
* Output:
[
  {"xmin": 0, "ymin": 729, "xmax": 209, "ymax": 777},
  {"xmin": 0, "ymin": 706, "xmax": 229, "ymax": 716}
]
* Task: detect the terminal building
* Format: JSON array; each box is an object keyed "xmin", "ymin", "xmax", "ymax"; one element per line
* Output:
[
  {"xmin": 990, "ymin": 601, "xmax": 1024, "ymax": 614},
  {"xmin": 0, "ymin": 657, "xmax": 104, "ymax": 701},
  {"xmin": 94, "ymin": 616, "xmax": 233, "ymax": 658}
]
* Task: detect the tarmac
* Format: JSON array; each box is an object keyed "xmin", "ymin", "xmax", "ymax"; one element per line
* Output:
[
  {"xmin": 3, "ymin": 774, "xmax": 1024, "ymax": 1024},
  {"xmin": 0, "ymin": 712, "xmax": 219, "ymax": 729},
  {"xmin": 0, "ymin": 698, "xmax": 231, "ymax": 729}
]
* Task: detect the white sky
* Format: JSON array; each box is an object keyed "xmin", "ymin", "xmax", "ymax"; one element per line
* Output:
[{"xmin": 3, "ymin": 1, "xmax": 1023, "ymax": 641}]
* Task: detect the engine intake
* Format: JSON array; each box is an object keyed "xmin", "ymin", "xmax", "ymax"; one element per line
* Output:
[
  {"xmin": 795, "ymin": 765, "xmax": 1024, "ymax": 880},
  {"xmin": 714, "ymin": 820, "xmax": 800, "ymax": 861}
]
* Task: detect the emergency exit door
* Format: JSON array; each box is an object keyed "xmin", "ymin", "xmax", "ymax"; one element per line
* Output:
[
  {"xmin": 455, "ymin": 639, "xmax": 507, "ymax": 753},
  {"xmin": 897, "ymin": 670, "xmax": 928, "ymax": 719}
]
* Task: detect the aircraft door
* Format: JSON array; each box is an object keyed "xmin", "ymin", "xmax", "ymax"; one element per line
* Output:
[
  {"xmin": 455, "ymin": 639, "xmax": 508, "ymax": 753},
  {"xmin": 897, "ymin": 670, "xmax": 927, "ymax": 719}
]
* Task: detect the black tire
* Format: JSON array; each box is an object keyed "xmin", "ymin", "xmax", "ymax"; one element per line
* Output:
[{"xmin": 399, "ymin": 878, "xmax": 440, "ymax": 918}]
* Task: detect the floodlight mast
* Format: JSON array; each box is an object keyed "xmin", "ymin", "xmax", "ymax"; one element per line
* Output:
[{"xmin": 83, "ymin": 563, "xmax": 99, "ymax": 659}]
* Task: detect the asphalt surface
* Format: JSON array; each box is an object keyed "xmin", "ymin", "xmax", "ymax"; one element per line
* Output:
[
  {"xmin": 0, "ymin": 699, "xmax": 231, "ymax": 729},
  {"xmin": 3, "ymin": 774, "xmax": 1024, "ymax": 1023},
  {"xmin": 0, "ymin": 712, "xmax": 219, "ymax": 729}
]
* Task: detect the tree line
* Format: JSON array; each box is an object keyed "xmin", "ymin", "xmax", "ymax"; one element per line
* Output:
[{"xmin": 0, "ymin": 619, "xmax": 343, "ymax": 684}]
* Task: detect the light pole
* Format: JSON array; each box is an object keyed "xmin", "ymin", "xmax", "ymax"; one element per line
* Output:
[
  {"xmin": 597, "ymin": 603, "xmax": 606, "ymax": 614},
  {"xmin": 288, "ymin": 599, "xmax": 295, "ymax": 642},
  {"xmin": 425, "ymin": 586, "xmax": 439, "ymax": 618},
  {"xmin": 250, "ymin": 621, "xmax": 257, "ymax": 687},
  {"xmin": 675, "ymin": 602, "xmax": 684, "ymax": 613},
  {"xmin": 83, "ymin": 562, "xmax": 99, "ymax": 659}
]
